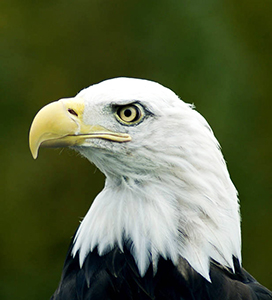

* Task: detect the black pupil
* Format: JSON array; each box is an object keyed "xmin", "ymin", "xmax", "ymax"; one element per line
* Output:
[{"xmin": 124, "ymin": 109, "xmax": 132, "ymax": 118}]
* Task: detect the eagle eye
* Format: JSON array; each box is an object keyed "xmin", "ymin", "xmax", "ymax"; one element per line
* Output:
[{"xmin": 115, "ymin": 104, "xmax": 144, "ymax": 125}]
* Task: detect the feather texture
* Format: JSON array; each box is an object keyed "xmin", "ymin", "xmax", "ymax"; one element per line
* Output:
[
  {"xmin": 52, "ymin": 238, "xmax": 272, "ymax": 300},
  {"xmin": 72, "ymin": 78, "xmax": 241, "ymax": 280},
  {"xmin": 30, "ymin": 77, "xmax": 271, "ymax": 299}
]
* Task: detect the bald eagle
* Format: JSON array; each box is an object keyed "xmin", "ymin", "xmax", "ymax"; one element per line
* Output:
[{"xmin": 29, "ymin": 78, "xmax": 271, "ymax": 300}]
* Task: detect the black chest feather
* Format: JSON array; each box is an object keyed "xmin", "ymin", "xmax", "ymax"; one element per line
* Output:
[{"xmin": 51, "ymin": 242, "xmax": 272, "ymax": 300}]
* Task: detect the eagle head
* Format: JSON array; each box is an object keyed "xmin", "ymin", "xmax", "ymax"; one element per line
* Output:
[{"xmin": 29, "ymin": 77, "xmax": 241, "ymax": 281}]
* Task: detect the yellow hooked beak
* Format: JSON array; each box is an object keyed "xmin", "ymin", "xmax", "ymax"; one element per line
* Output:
[{"xmin": 29, "ymin": 97, "xmax": 131, "ymax": 159}]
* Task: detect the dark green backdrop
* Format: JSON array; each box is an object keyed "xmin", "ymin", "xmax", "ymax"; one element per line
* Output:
[{"xmin": 1, "ymin": 1, "xmax": 271, "ymax": 299}]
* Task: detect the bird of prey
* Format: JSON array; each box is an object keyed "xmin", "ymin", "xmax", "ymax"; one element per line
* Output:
[{"xmin": 29, "ymin": 77, "xmax": 272, "ymax": 300}]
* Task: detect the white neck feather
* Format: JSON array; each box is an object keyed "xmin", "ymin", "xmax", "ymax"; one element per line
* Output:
[
  {"xmin": 72, "ymin": 177, "xmax": 180, "ymax": 275},
  {"xmin": 72, "ymin": 159, "xmax": 241, "ymax": 281}
]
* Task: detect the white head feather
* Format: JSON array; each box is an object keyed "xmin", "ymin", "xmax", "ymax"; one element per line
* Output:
[{"xmin": 71, "ymin": 77, "xmax": 241, "ymax": 281}]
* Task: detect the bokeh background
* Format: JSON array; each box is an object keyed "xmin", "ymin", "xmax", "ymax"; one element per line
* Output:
[{"xmin": 1, "ymin": 1, "xmax": 271, "ymax": 299}]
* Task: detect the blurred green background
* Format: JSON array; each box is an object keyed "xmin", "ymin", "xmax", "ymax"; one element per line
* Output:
[{"xmin": 1, "ymin": 1, "xmax": 271, "ymax": 299}]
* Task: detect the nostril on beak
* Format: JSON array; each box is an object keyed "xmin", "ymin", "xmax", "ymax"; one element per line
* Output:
[{"xmin": 68, "ymin": 108, "xmax": 78, "ymax": 117}]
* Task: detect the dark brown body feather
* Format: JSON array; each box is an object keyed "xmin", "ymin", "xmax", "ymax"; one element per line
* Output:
[{"xmin": 51, "ymin": 238, "xmax": 272, "ymax": 300}]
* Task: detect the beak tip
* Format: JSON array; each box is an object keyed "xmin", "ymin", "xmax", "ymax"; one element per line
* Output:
[
  {"xmin": 30, "ymin": 147, "xmax": 38, "ymax": 159},
  {"xmin": 29, "ymin": 137, "xmax": 39, "ymax": 159}
]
